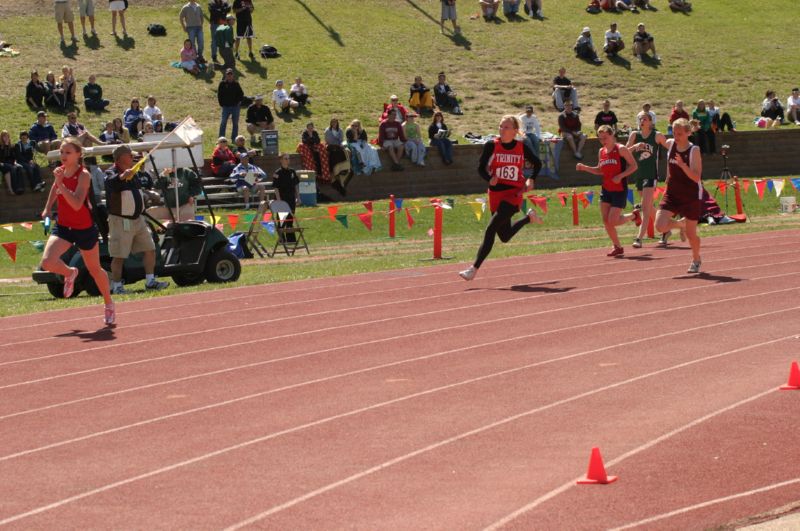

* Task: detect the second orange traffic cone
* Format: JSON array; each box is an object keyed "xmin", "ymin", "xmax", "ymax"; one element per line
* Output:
[
  {"xmin": 779, "ymin": 361, "xmax": 800, "ymax": 390},
  {"xmin": 577, "ymin": 447, "xmax": 618, "ymax": 484}
]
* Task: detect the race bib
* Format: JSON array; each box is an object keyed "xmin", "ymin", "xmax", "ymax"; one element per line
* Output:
[{"xmin": 495, "ymin": 165, "xmax": 519, "ymax": 182}]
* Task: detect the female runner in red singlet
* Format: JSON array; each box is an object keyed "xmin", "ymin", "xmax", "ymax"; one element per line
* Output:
[
  {"xmin": 653, "ymin": 117, "xmax": 703, "ymax": 273},
  {"xmin": 459, "ymin": 115, "xmax": 542, "ymax": 281},
  {"xmin": 576, "ymin": 125, "xmax": 640, "ymax": 256},
  {"xmin": 41, "ymin": 137, "xmax": 115, "ymax": 325}
]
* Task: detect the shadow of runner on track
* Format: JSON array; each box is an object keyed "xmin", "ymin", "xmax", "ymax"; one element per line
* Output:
[
  {"xmin": 54, "ymin": 328, "xmax": 117, "ymax": 342},
  {"xmin": 467, "ymin": 281, "xmax": 575, "ymax": 294},
  {"xmin": 673, "ymin": 272, "xmax": 742, "ymax": 283}
]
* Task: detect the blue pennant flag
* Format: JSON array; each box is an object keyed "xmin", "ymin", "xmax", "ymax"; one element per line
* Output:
[
  {"xmin": 627, "ymin": 189, "xmax": 634, "ymax": 205},
  {"xmin": 394, "ymin": 198, "xmax": 404, "ymax": 210},
  {"xmin": 585, "ymin": 190, "xmax": 594, "ymax": 204},
  {"xmin": 766, "ymin": 180, "xmax": 774, "ymax": 192}
]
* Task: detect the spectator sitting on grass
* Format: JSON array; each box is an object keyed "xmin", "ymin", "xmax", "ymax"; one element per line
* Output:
[
  {"xmin": 14, "ymin": 131, "xmax": 45, "ymax": 192},
  {"xmin": 245, "ymin": 94, "xmax": 274, "ymax": 145},
  {"xmin": 669, "ymin": 0, "xmax": 692, "ymax": 12},
  {"xmin": 479, "ymin": 0, "xmax": 501, "ymax": 20},
  {"xmin": 381, "ymin": 95, "xmax": 409, "ymax": 123},
  {"xmin": 633, "ymin": 23, "xmax": 660, "ymax": 61},
  {"xmin": 272, "ymin": 79, "xmax": 299, "ymax": 113},
  {"xmin": 559, "ymin": 101, "xmax": 586, "ymax": 159},
  {"xmin": 229, "ymin": 151, "xmax": 266, "ymax": 209},
  {"xmin": 603, "ymin": 22, "xmax": 625, "ymax": 57},
  {"xmin": 0, "ymin": 130, "xmax": 25, "ymax": 195},
  {"xmin": 403, "ymin": 113, "xmax": 426, "ymax": 167},
  {"xmin": 83, "ymin": 75, "xmax": 110, "ymax": 111},
  {"xmin": 601, "ymin": 0, "xmax": 638, "ymax": 12},
  {"xmin": 62, "ymin": 111, "xmax": 104, "ymax": 147},
  {"xmin": 706, "ymin": 100, "xmax": 736, "ymax": 132},
  {"xmin": 594, "ymin": 99, "xmax": 619, "ymax": 133},
  {"xmin": 123, "ymin": 98, "xmax": 147, "ymax": 139},
  {"xmin": 502, "ymin": 0, "xmax": 521, "ymax": 17},
  {"xmin": 575, "ymin": 27, "xmax": 603, "ymax": 64},
  {"xmin": 180, "ymin": 39, "xmax": 201, "ymax": 75},
  {"xmin": 378, "ymin": 112, "xmax": 407, "ymax": 171},
  {"xmin": 633, "ymin": 0, "xmax": 652, "ymax": 9},
  {"xmin": 289, "ymin": 77, "xmax": 310, "ymax": 107},
  {"xmin": 761, "ymin": 90, "xmax": 785, "ymax": 124},
  {"xmin": 787, "ymin": 88, "xmax": 800, "ymax": 125},
  {"xmin": 210, "ymin": 136, "xmax": 238, "ymax": 178},
  {"xmin": 434, "ymin": 73, "xmax": 462, "ymax": 114},
  {"xmin": 524, "ymin": 0, "xmax": 543, "ymax": 18},
  {"xmin": 428, "ymin": 111, "xmax": 454, "ymax": 165},
  {"xmin": 58, "ymin": 66, "xmax": 77, "ymax": 106},
  {"xmin": 440, "ymin": 0, "xmax": 460, "ymax": 34},
  {"xmin": 29, "ymin": 111, "xmax": 61, "ymax": 155},
  {"xmin": 44, "ymin": 71, "xmax": 67, "ymax": 109},
  {"xmin": 99, "ymin": 121, "xmax": 123, "ymax": 145},
  {"xmin": 111, "ymin": 117, "xmax": 131, "ymax": 143},
  {"xmin": 668, "ymin": 100, "xmax": 689, "ymax": 130},
  {"xmin": 346, "ymin": 119, "xmax": 382, "ymax": 175},
  {"xmin": 409, "ymin": 76, "xmax": 434, "ymax": 115},
  {"xmin": 552, "ymin": 67, "xmax": 579, "ymax": 111},
  {"xmin": 26, "ymin": 71, "xmax": 48, "ymax": 109},
  {"xmin": 143, "ymin": 96, "xmax": 164, "ymax": 124}
]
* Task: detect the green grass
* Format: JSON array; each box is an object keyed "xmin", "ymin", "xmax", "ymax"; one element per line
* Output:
[
  {"xmin": 1, "ymin": 181, "xmax": 798, "ymax": 317},
  {"xmin": 0, "ymin": 0, "xmax": 798, "ymax": 160}
]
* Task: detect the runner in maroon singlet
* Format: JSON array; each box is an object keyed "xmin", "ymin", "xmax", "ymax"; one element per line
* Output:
[
  {"xmin": 653, "ymin": 117, "xmax": 703, "ymax": 273},
  {"xmin": 40, "ymin": 137, "xmax": 115, "ymax": 324},
  {"xmin": 459, "ymin": 115, "xmax": 542, "ymax": 281},
  {"xmin": 575, "ymin": 125, "xmax": 640, "ymax": 257}
]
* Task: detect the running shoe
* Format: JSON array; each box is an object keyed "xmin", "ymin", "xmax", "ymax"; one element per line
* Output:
[
  {"xmin": 459, "ymin": 266, "xmax": 477, "ymax": 281},
  {"xmin": 145, "ymin": 279, "xmax": 170, "ymax": 291},
  {"xmin": 631, "ymin": 208, "xmax": 642, "ymax": 226},
  {"xmin": 659, "ymin": 231, "xmax": 671, "ymax": 246},
  {"xmin": 527, "ymin": 209, "xmax": 543, "ymax": 224},
  {"xmin": 687, "ymin": 260, "xmax": 701, "ymax": 274},
  {"xmin": 63, "ymin": 267, "xmax": 78, "ymax": 298},
  {"xmin": 632, "ymin": 238, "xmax": 643, "ymax": 248},
  {"xmin": 607, "ymin": 246, "xmax": 624, "ymax": 257},
  {"xmin": 104, "ymin": 303, "xmax": 116, "ymax": 326},
  {"xmin": 111, "ymin": 283, "xmax": 128, "ymax": 295}
]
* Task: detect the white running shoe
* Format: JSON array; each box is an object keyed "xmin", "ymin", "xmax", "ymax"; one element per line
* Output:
[
  {"xmin": 459, "ymin": 266, "xmax": 477, "ymax": 281},
  {"xmin": 526, "ymin": 209, "xmax": 543, "ymax": 224},
  {"xmin": 687, "ymin": 260, "xmax": 701, "ymax": 274},
  {"xmin": 632, "ymin": 238, "xmax": 643, "ymax": 248},
  {"xmin": 63, "ymin": 267, "xmax": 78, "ymax": 298},
  {"xmin": 104, "ymin": 303, "xmax": 115, "ymax": 325}
]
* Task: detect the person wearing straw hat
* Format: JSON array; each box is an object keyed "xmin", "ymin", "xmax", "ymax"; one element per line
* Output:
[{"xmin": 105, "ymin": 144, "xmax": 169, "ymax": 294}]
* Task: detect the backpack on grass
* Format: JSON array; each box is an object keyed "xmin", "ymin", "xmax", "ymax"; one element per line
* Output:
[{"xmin": 147, "ymin": 24, "xmax": 167, "ymax": 36}]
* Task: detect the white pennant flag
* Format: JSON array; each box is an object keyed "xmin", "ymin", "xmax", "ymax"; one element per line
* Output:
[
  {"xmin": 2, "ymin": 225, "xmax": 13, "ymax": 232},
  {"xmin": 773, "ymin": 179, "xmax": 784, "ymax": 197},
  {"xmin": 277, "ymin": 211, "xmax": 289, "ymax": 221}
]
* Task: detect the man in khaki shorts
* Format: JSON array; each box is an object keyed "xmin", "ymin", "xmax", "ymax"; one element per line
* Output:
[
  {"xmin": 54, "ymin": 0, "xmax": 78, "ymax": 45},
  {"xmin": 104, "ymin": 145, "xmax": 169, "ymax": 294},
  {"xmin": 78, "ymin": 0, "xmax": 97, "ymax": 37}
]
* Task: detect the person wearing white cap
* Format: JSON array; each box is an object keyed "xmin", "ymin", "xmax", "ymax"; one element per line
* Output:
[{"xmin": 574, "ymin": 26, "xmax": 603, "ymax": 64}]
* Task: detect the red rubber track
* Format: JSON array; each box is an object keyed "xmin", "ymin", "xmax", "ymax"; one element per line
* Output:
[{"xmin": 1, "ymin": 229, "xmax": 799, "ymax": 530}]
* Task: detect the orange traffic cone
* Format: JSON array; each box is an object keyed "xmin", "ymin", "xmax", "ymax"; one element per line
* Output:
[
  {"xmin": 779, "ymin": 361, "xmax": 800, "ymax": 390},
  {"xmin": 577, "ymin": 447, "xmax": 618, "ymax": 485}
]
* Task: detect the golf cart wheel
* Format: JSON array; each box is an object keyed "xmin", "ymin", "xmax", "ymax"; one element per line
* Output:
[
  {"xmin": 205, "ymin": 249, "xmax": 241, "ymax": 283},
  {"xmin": 172, "ymin": 272, "xmax": 205, "ymax": 287},
  {"xmin": 46, "ymin": 277, "xmax": 82, "ymax": 299}
]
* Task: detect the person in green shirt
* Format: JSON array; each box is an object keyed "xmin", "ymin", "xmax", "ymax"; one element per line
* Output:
[
  {"xmin": 626, "ymin": 111, "xmax": 667, "ymax": 249},
  {"xmin": 150, "ymin": 167, "xmax": 203, "ymax": 222},
  {"xmin": 691, "ymin": 99, "xmax": 715, "ymax": 154},
  {"xmin": 215, "ymin": 14, "xmax": 236, "ymax": 70},
  {"xmin": 402, "ymin": 113, "xmax": 426, "ymax": 166},
  {"xmin": 83, "ymin": 74, "xmax": 109, "ymax": 111}
]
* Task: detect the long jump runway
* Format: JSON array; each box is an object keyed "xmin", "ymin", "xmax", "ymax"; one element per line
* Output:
[{"xmin": 1, "ymin": 229, "xmax": 799, "ymax": 530}]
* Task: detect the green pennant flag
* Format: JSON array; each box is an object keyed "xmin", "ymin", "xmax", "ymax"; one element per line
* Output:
[
  {"xmin": 335, "ymin": 214, "xmax": 349, "ymax": 228},
  {"xmin": 521, "ymin": 199, "xmax": 527, "ymax": 214},
  {"xmin": 243, "ymin": 213, "xmax": 255, "ymax": 224}
]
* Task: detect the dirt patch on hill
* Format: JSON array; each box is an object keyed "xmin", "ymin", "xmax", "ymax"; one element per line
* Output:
[{"xmin": 1, "ymin": 0, "xmax": 171, "ymax": 18}]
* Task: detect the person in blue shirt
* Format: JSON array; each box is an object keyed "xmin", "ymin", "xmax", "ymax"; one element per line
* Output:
[
  {"xmin": 14, "ymin": 131, "xmax": 45, "ymax": 192},
  {"xmin": 29, "ymin": 111, "xmax": 61, "ymax": 155}
]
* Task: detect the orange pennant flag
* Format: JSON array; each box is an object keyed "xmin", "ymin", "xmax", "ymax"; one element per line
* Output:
[
  {"xmin": 405, "ymin": 207, "xmax": 415, "ymax": 229},
  {"xmin": 754, "ymin": 179, "xmax": 766, "ymax": 200},
  {"xmin": 227, "ymin": 214, "xmax": 239, "ymax": 232},
  {"xmin": 742, "ymin": 179, "xmax": 751, "ymax": 193},
  {"xmin": 357, "ymin": 212, "xmax": 373, "ymax": 231},
  {"xmin": 717, "ymin": 181, "xmax": 727, "ymax": 195},
  {"xmin": 327, "ymin": 205, "xmax": 339, "ymax": 221},
  {"xmin": 2, "ymin": 242, "xmax": 17, "ymax": 262},
  {"xmin": 528, "ymin": 195, "xmax": 548, "ymax": 214},
  {"xmin": 20, "ymin": 222, "xmax": 33, "ymax": 231},
  {"xmin": 262, "ymin": 212, "xmax": 272, "ymax": 222},
  {"xmin": 579, "ymin": 192, "xmax": 590, "ymax": 209},
  {"xmin": 362, "ymin": 201, "xmax": 373, "ymax": 212},
  {"xmin": 557, "ymin": 192, "xmax": 569, "ymax": 207}
]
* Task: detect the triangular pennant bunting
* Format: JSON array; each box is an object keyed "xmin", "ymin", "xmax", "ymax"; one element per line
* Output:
[
  {"xmin": 585, "ymin": 191, "xmax": 594, "ymax": 204},
  {"xmin": 754, "ymin": 179, "xmax": 766, "ymax": 200},
  {"xmin": 362, "ymin": 201, "xmax": 373, "ymax": 212},
  {"xmin": 1, "ymin": 242, "xmax": 16, "ymax": 262},
  {"xmin": 394, "ymin": 198, "xmax": 404, "ymax": 210},
  {"xmin": 195, "ymin": 215, "xmax": 205, "ymax": 222},
  {"xmin": 411, "ymin": 200, "xmax": 421, "ymax": 213},
  {"xmin": 521, "ymin": 199, "xmax": 527, "ymax": 214},
  {"xmin": 335, "ymin": 214, "xmax": 349, "ymax": 228},
  {"xmin": 579, "ymin": 193, "xmax": 590, "ymax": 209},
  {"xmin": 791, "ymin": 178, "xmax": 800, "ymax": 191},
  {"xmin": 327, "ymin": 205, "xmax": 339, "ymax": 220},
  {"xmin": 357, "ymin": 212, "xmax": 373, "ymax": 231},
  {"xmin": 243, "ymin": 214, "xmax": 255, "ymax": 224},
  {"xmin": 742, "ymin": 179, "xmax": 751, "ymax": 193},
  {"xmin": 766, "ymin": 179, "xmax": 774, "ymax": 192},
  {"xmin": 277, "ymin": 211, "xmax": 289, "ymax": 222},
  {"xmin": 405, "ymin": 207, "xmax": 415, "ymax": 229},
  {"xmin": 557, "ymin": 192, "xmax": 569, "ymax": 207},
  {"xmin": 30, "ymin": 240, "xmax": 45, "ymax": 252},
  {"xmin": 717, "ymin": 181, "xmax": 727, "ymax": 195},
  {"xmin": 627, "ymin": 188, "xmax": 635, "ymax": 205},
  {"xmin": 773, "ymin": 179, "xmax": 785, "ymax": 197},
  {"xmin": 469, "ymin": 201, "xmax": 483, "ymax": 221},
  {"xmin": 529, "ymin": 195, "xmax": 548, "ymax": 214},
  {"xmin": 20, "ymin": 222, "xmax": 33, "ymax": 231},
  {"xmin": 2, "ymin": 225, "xmax": 13, "ymax": 233},
  {"xmin": 262, "ymin": 221, "xmax": 275, "ymax": 234},
  {"xmin": 227, "ymin": 214, "xmax": 239, "ymax": 232}
]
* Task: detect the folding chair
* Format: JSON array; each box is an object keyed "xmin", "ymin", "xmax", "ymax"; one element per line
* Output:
[
  {"xmin": 269, "ymin": 199, "xmax": 310, "ymax": 256},
  {"xmin": 244, "ymin": 200, "xmax": 272, "ymax": 257}
]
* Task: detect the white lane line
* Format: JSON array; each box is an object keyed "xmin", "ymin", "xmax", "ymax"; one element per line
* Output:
[
  {"xmin": 609, "ymin": 478, "xmax": 800, "ymax": 530},
  {"xmin": 3, "ymin": 297, "xmax": 798, "ymax": 463},
  {"xmin": 0, "ymin": 229, "xmax": 794, "ymax": 336},
  {"xmin": 2, "ymin": 258, "xmax": 796, "ymax": 391},
  {"xmin": 2, "ymin": 242, "xmax": 795, "ymax": 370},
  {"xmin": 1, "ymin": 330, "xmax": 795, "ymax": 528},
  {"xmin": 222, "ymin": 337, "xmax": 797, "ymax": 530}
]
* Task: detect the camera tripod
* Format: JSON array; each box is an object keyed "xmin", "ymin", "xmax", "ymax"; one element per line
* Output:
[{"xmin": 717, "ymin": 144, "xmax": 732, "ymax": 211}]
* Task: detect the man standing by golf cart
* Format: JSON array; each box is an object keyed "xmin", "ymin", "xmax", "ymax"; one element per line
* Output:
[{"xmin": 105, "ymin": 144, "xmax": 170, "ymax": 294}]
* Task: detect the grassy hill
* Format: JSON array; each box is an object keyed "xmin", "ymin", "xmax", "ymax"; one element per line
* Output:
[{"xmin": 0, "ymin": 0, "xmax": 797, "ymax": 156}]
